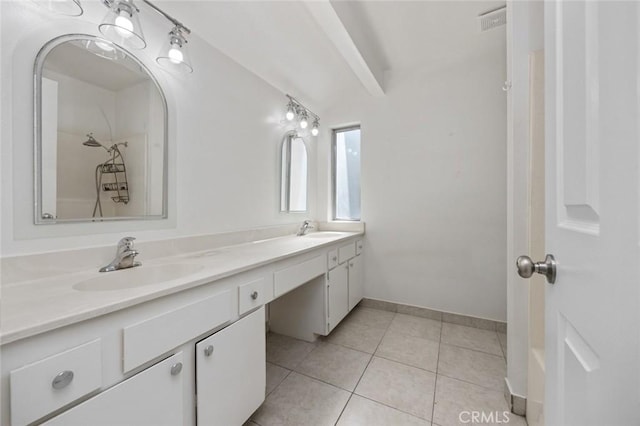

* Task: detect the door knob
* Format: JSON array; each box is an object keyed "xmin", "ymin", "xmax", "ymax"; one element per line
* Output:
[{"xmin": 516, "ymin": 254, "xmax": 557, "ymax": 284}]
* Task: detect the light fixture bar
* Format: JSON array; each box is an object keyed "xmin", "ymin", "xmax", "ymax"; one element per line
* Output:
[
  {"xmin": 140, "ymin": 0, "xmax": 191, "ymax": 34},
  {"xmin": 286, "ymin": 95, "xmax": 319, "ymax": 121}
]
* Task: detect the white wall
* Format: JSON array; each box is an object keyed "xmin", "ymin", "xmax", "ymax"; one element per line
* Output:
[
  {"xmin": 318, "ymin": 48, "xmax": 507, "ymax": 321},
  {"xmin": 0, "ymin": 1, "xmax": 315, "ymax": 257}
]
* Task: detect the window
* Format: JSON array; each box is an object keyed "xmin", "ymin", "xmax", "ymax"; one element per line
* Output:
[{"xmin": 332, "ymin": 126, "xmax": 361, "ymax": 221}]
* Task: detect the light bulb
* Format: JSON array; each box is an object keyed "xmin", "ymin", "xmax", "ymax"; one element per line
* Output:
[
  {"xmin": 286, "ymin": 107, "xmax": 295, "ymax": 121},
  {"xmin": 168, "ymin": 46, "xmax": 184, "ymax": 64},
  {"xmin": 300, "ymin": 117, "xmax": 308, "ymax": 129},
  {"xmin": 115, "ymin": 14, "xmax": 134, "ymax": 38},
  {"xmin": 311, "ymin": 126, "xmax": 319, "ymax": 136}
]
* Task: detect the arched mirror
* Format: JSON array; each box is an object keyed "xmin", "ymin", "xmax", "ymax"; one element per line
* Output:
[
  {"xmin": 34, "ymin": 34, "xmax": 168, "ymax": 223},
  {"xmin": 280, "ymin": 132, "xmax": 308, "ymax": 212}
]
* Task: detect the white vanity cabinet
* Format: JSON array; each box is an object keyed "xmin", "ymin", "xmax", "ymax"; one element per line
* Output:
[
  {"xmin": 327, "ymin": 263, "xmax": 349, "ymax": 331},
  {"xmin": 43, "ymin": 352, "xmax": 184, "ymax": 426},
  {"xmin": 328, "ymin": 239, "xmax": 364, "ymax": 331},
  {"xmin": 196, "ymin": 306, "xmax": 265, "ymax": 426},
  {"xmin": 348, "ymin": 253, "xmax": 364, "ymax": 311}
]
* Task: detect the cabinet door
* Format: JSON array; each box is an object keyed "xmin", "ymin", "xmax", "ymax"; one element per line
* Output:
[
  {"xmin": 348, "ymin": 255, "xmax": 364, "ymax": 311},
  {"xmin": 196, "ymin": 306, "xmax": 265, "ymax": 426},
  {"xmin": 43, "ymin": 353, "xmax": 184, "ymax": 426},
  {"xmin": 327, "ymin": 264, "xmax": 349, "ymax": 331}
]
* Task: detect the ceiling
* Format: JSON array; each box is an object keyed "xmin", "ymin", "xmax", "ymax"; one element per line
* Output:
[{"xmin": 157, "ymin": 1, "xmax": 506, "ymax": 110}]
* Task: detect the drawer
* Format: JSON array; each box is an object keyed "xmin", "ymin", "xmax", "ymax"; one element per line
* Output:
[
  {"xmin": 274, "ymin": 255, "xmax": 325, "ymax": 297},
  {"xmin": 338, "ymin": 242, "xmax": 356, "ymax": 264},
  {"xmin": 123, "ymin": 290, "xmax": 232, "ymax": 372},
  {"xmin": 327, "ymin": 249, "xmax": 338, "ymax": 270},
  {"xmin": 238, "ymin": 278, "xmax": 266, "ymax": 315},
  {"xmin": 10, "ymin": 339, "xmax": 102, "ymax": 426},
  {"xmin": 355, "ymin": 239, "xmax": 364, "ymax": 255}
]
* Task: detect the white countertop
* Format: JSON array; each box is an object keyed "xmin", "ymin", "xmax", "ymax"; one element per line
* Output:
[{"xmin": 0, "ymin": 231, "xmax": 362, "ymax": 346}]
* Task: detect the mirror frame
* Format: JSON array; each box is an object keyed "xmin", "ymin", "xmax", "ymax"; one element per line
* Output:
[
  {"xmin": 280, "ymin": 131, "xmax": 309, "ymax": 213},
  {"xmin": 33, "ymin": 34, "xmax": 169, "ymax": 224}
]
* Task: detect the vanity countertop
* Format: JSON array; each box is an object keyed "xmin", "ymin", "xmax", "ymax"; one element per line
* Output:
[{"xmin": 0, "ymin": 231, "xmax": 362, "ymax": 346}]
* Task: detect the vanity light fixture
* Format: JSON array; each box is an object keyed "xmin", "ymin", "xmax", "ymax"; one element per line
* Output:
[
  {"xmin": 37, "ymin": 0, "xmax": 194, "ymax": 72},
  {"xmin": 285, "ymin": 95, "xmax": 320, "ymax": 136},
  {"xmin": 285, "ymin": 101, "xmax": 296, "ymax": 121},
  {"xmin": 156, "ymin": 25, "xmax": 193, "ymax": 73},
  {"xmin": 299, "ymin": 110, "xmax": 309, "ymax": 129},
  {"xmin": 30, "ymin": 0, "xmax": 83, "ymax": 16},
  {"xmin": 99, "ymin": 0, "xmax": 146, "ymax": 50}
]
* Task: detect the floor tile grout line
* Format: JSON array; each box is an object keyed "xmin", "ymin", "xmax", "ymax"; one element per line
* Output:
[
  {"xmin": 334, "ymin": 309, "xmax": 398, "ymax": 426},
  {"xmin": 432, "ymin": 315, "xmax": 443, "ymax": 424},
  {"xmin": 435, "ymin": 371, "xmax": 506, "ymax": 393},
  {"xmin": 351, "ymin": 392, "xmax": 434, "ymax": 423},
  {"xmin": 333, "ymin": 392, "xmax": 354, "ymax": 426},
  {"xmin": 439, "ymin": 340, "xmax": 506, "ymax": 358},
  {"xmin": 497, "ymin": 330, "xmax": 508, "ymax": 361}
]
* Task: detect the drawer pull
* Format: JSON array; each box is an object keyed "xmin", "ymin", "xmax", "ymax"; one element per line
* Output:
[
  {"xmin": 204, "ymin": 345, "xmax": 214, "ymax": 357},
  {"xmin": 250, "ymin": 291, "xmax": 259, "ymax": 300},
  {"xmin": 170, "ymin": 362, "xmax": 183, "ymax": 376},
  {"xmin": 52, "ymin": 370, "xmax": 74, "ymax": 389}
]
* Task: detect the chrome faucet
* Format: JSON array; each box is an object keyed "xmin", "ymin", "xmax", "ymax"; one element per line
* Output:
[
  {"xmin": 99, "ymin": 237, "xmax": 141, "ymax": 272},
  {"xmin": 296, "ymin": 220, "xmax": 314, "ymax": 236}
]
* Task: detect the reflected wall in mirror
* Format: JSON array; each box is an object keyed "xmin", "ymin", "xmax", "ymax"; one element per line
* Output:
[
  {"xmin": 35, "ymin": 34, "xmax": 168, "ymax": 224},
  {"xmin": 280, "ymin": 132, "xmax": 308, "ymax": 212}
]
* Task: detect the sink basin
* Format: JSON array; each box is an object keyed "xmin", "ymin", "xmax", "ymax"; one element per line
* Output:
[
  {"xmin": 302, "ymin": 232, "xmax": 346, "ymax": 238},
  {"xmin": 73, "ymin": 263, "xmax": 204, "ymax": 291}
]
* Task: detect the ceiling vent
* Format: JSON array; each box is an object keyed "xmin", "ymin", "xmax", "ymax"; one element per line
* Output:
[{"xmin": 478, "ymin": 6, "xmax": 507, "ymax": 32}]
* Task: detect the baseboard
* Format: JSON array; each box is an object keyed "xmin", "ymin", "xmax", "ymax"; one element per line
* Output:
[
  {"xmin": 504, "ymin": 378, "xmax": 527, "ymax": 416},
  {"xmin": 359, "ymin": 298, "xmax": 507, "ymax": 333}
]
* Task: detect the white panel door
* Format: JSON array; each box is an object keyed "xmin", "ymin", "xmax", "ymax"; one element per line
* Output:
[
  {"xmin": 544, "ymin": 2, "xmax": 640, "ymax": 424},
  {"xmin": 348, "ymin": 255, "xmax": 363, "ymax": 311},
  {"xmin": 328, "ymin": 263, "xmax": 349, "ymax": 331},
  {"xmin": 43, "ymin": 353, "xmax": 184, "ymax": 426},
  {"xmin": 196, "ymin": 306, "xmax": 266, "ymax": 426}
]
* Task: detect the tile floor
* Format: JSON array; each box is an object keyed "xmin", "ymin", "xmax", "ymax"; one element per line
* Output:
[{"xmin": 249, "ymin": 306, "xmax": 526, "ymax": 426}]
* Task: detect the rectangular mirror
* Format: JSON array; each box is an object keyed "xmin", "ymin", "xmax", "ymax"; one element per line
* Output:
[
  {"xmin": 34, "ymin": 34, "xmax": 168, "ymax": 223},
  {"xmin": 280, "ymin": 132, "xmax": 308, "ymax": 212}
]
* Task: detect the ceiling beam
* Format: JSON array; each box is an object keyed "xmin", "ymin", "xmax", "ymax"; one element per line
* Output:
[{"xmin": 304, "ymin": 1, "xmax": 385, "ymax": 97}]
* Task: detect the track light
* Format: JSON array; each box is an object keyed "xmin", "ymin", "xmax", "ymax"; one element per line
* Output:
[
  {"xmin": 30, "ymin": 0, "xmax": 83, "ymax": 16},
  {"xmin": 285, "ymin": 102, "xmax": 295, "ymax": 121},
  {"xmin": 299, "ymin": 110, "xmax": 309, "ymax": 129},
  {"xmin": 157, "ymin": 25, "xmax": 193, "ymax": 73},
  {"xmin": 99, "ymin": 0, "xmax": 146, "ymax": 50},
  {"xmin": 284, "ymin": 95, "xmax": 320, "ymax": 135},
  {"xmin": 39, "ymin": 0, "xmax": 194, "ymax": 73}
]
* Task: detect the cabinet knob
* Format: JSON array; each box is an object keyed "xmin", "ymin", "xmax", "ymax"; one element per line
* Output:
[
  {"xmin": 52, "ymin": 370, "xmax": 74, "ymax": 389},
  {"xmin": 170, "ymin": 362, "xmax": 183, "ymax": 376},
  {"xmin": 349, "ymin": 262, "xmax": 354, "ymax": 267},
  {"xmin": 204, "ymin": 345, "xmax": 214, "ymax": 357},
  {"xmin": 251, "ymin": 291, "xmax": 259, "ymax": 300},
  {"xmin": 332, "ymin": 256, "xmax": 337, "ymax": 262}
]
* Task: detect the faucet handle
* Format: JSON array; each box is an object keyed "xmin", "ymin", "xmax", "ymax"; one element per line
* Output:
[{"xmin": 118, "ymin": 237, "xmax": 136, "ymax": 251}]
